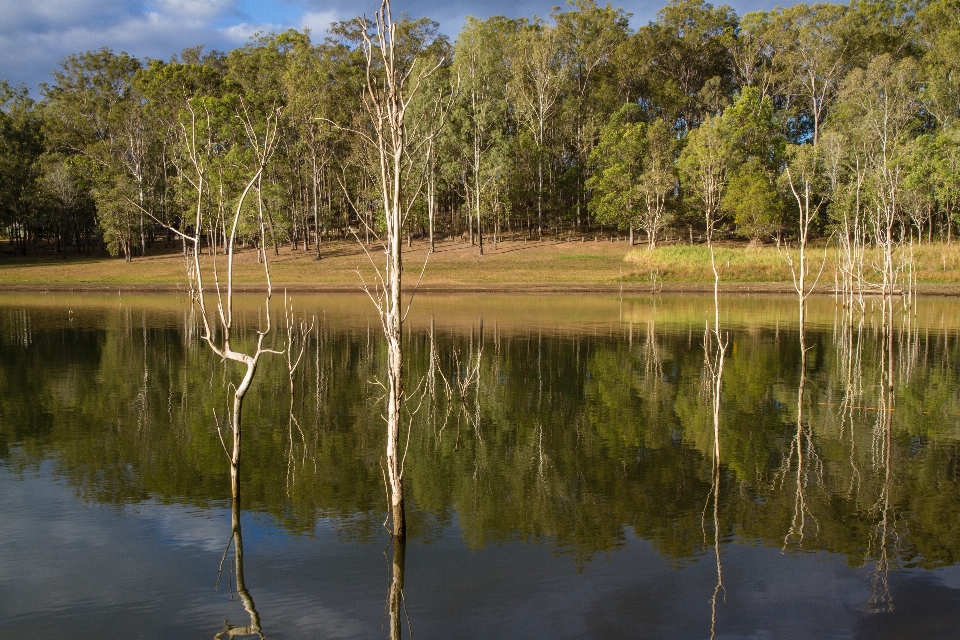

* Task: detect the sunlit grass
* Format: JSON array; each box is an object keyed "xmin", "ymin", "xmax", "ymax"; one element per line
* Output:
[
  {"xmin": 625, "ymin": 241, "xmax": 960, "ymax": 287},
  {"xmin": 0, "ymin": 237, "xmax": 631, "ymax": 287},
  {"xmin": 6, "ymin": 236, "xmax": 960, "ymax": 290}
]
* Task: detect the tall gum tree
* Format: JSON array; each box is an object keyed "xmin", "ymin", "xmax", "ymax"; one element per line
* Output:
[
  {"xmin": 507, "ymin": 20, "xmax": 565, "ymax": 237},
  {"xmin": 0, "ymin": 82, "xmax": 43, "ymax": 256},
  {"xmin": 638, "ymin": 0, "xmax": 738, "ymax": 134},
  {"xmin": 451, "ymin": 16, "xmax": 514, "ymax": 256},
  {"xmin": 553, "ymin": 0, "xmax": 630, "ymax": 228},
  {"xmin": 44, "ymin": 50, "xmax": 158, "ymax": 261}
]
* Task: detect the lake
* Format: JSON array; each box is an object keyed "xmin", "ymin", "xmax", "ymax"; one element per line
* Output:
[{"xmin": 2, "ymin": 291, "xmax": 960, "ymax": 639}]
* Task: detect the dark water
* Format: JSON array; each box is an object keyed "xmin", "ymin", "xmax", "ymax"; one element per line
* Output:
[{"xmin": 3, "ymin": 292, "xmax": 960, "ymax": 639}]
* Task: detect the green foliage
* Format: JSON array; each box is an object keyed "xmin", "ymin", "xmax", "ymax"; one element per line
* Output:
[
  {"xmin": 0, "ymin": 81, "xmax": 44, "ymax": 254},
  {"xmin": 722, "ymin": 159, "xmax": 784, "ymax": 240},
  {"xmin": 587, "ymin": 104, "xmax": 647, "ymax": 231},
  {"xmin": 1, "ymin": 0, "xmax": 958, "ymax": 252}
]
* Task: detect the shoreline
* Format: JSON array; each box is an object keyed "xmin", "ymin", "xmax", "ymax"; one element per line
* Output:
[
  {"xmin": 4, "ymin": 281, "xmax": 960, "ymax": 295},
  {"xmin": 6, "ymin": 239, "xmax": 960, "ymax": 296}
]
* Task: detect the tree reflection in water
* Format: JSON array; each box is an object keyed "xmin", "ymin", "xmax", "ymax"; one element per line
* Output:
[
  {"xmin": 8, "ymin": 294, "xmax": 960, "ymax": 632},
  {"xmin": 385, "ymin": 537, "xmax": 407, "ymax": 640},
  {"xmin": 215, "ymin": 468, "xmax": 265, "ymax": 640},
  {"xmin": 867, "ymin": 295, "xmax": 899, "ymax": 613},
  {"xmin": 701, "ymin": 288, "xmax": 727, "ymax": 639}
]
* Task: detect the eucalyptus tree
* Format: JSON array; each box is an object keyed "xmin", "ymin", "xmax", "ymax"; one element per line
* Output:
[
  {"xmin": 587, "ymin": 104, "xmax": 676, "ymax": 248},
  {"xmin": 404, "ymin": 24, "xmax": 454, "ymax": 252},
  {"xmin": 914, "ymin": 0, "xmax": 960, "ymax": 240},
  {"xmin": 135, "ymin": 48, "xmax": 226, "ymax": 254},
  {"xmin": 283, "ymin": 35, "xmax": 350, "ymax": 258},
  {"xmin": 587, "ymin": 104, "xmax": 645, "ymax": 242},
  {"xmin": 0, "ymin": 81, "xmax": 43, "ymax": 255},
  {"xmin": 765, "ymin": 3, "xmax": 858, "ymax": 146},
  {"xmin": 637, "ymin": 0, "xmax": 738, "ymax": 134},
  {"xmin": 43, "ymin": 49, "xmax": 161, "ymax": 261},
  {"xmin": 36, "ymin": 155, "xmax": 96, "ymax": 257},
  {"xmin": 678, "ymin": 112, "xmax": 733, "ymax": 242},
  {"xmin": 451, "ymin": 16, "xmax": 515, "ymax": 255},
  {"xmin": 718, "ymin": 86, "xmax": 785, "ymax": 242},
  {"xmin": 553, "ymin": 0, "xmax": 630, "ymax": 228},
  {"xmin": 226, "ymin": 34, "xmax": 297, "ymax": 255},
  {"xmin": 917, "ymin": 0, "xmax": 960, "ymax": 130},
  {"xmin": 729, "ymin": 10, "xmax": 777, "ymax": 95},
  {"xmin": 925, "ymin": 128, "xmax": 960, "ymax": 242},
  {"xmin": 506, "ymin": 19, "xmax": 566, "ymax": 237}
]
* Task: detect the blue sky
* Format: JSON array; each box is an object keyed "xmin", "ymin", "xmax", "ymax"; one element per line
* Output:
[{"xmin": 0, "ymin": 0, "xmax": 788, "ymax": 93}]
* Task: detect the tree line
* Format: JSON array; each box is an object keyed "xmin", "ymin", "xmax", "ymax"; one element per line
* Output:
[{"xmin": 1, "ymin": 0, "xmax": 958, "ymax": 259}]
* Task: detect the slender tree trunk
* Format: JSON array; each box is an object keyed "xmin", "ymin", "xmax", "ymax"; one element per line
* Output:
[
  {"xmin": 385, "ymin": 204, "xmax": 406, "ymax": 539},
  {"xmin": 537, "ymin": 156, "xmax": 543, "ymax": 238},
  {"xmin": 388, "ymin": 537, "xmax": 406, "ymax": 640},
  {"xmin": 428, "ymin": 152, "xmax": 435, "ymax": 253}
]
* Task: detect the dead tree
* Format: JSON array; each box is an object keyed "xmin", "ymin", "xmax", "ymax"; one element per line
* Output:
[
  {"xmin": 346, "ymin": 0, "xmax": 446, "ymax": 540},
  {"xmin": 150, "ymin": 97, "xmax": 283, "ymax": 496}
]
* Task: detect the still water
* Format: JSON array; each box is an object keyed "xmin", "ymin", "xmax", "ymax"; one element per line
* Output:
[{"xmin": 2, "ymin": 292, "xmax": 960, "ymax": 639}]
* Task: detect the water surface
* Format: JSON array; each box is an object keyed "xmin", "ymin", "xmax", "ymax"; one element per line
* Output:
[{"xmin": 3, "ymin": 292, "xmax": 960, "ymax": 638}]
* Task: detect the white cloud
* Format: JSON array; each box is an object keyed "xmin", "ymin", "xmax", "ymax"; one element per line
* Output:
[
  {"xmin": 0, "ymin": 0, "xmax": 139, "ymax": 34},
  {"xmin": 151, "ymin": 0, "xmax": 235, "ymax": 22},
  {"xmin": 301, "ymin": 9, "xmax": 339, "ymax": 36},
  {"xmin": 221, "ymin": 21, "xmax": 287, "ymax": 44}
]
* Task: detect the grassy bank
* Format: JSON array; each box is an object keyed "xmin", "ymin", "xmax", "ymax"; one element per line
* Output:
[
  {"xmin": 5, "ymin": 237, "xmax": 960, "ymax": 292},
  {"xmin": 625, "ymin": 242, "xmax": 960, "ymax": 288},
  {"xmin": 0, "ymin": 237, "xmax": 632, "ymax": 290}
]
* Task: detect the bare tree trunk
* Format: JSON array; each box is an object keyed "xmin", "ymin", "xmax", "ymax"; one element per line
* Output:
[
  {"xmin": 215, "ymin": 475, "xmax": 264, "ymax": 640},
  {"xmin": 537, "ymin": 155, "xmax": 543, "ymax": 239},
  {"xmin": 353, "ymin": 0, "xmax": 443, "ymax": 539},
  {"xmin": 427, "ymin": 145, "xmax": 436, "ymax": 253},
  {"xmin": 385, "ymin": 215, "xmax": 406, "ymax": 539},
  {"xmin": 474, "ymin": 124, "xmax": 483, "ymax": 257},
  {"xmin": 388, "ymin": 537, "xmax": 406, "ymax": 640}
]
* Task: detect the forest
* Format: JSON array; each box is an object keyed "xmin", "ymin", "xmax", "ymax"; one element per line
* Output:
[{"xmin": 0, "ymin": 0, "xmax": 958, "ymax": 263}]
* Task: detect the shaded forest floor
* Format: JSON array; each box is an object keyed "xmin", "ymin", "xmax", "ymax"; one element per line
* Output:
[{"xmin": 5, "ymin": 236, "xmax": 960, "ymax": 294}]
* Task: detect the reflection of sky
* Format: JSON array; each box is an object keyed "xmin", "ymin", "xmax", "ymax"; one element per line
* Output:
[
  {"xmin": 0, "ymin": 0, "xmax": 796, "ymax": 94},
  {"xmin": 4, "ymin": 463, "xmax": 960, "ymax": 638}
]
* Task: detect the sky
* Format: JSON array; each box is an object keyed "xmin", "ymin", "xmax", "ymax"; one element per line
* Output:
[{"xmin": 0, "ymin": 0, "xmax": 788, "ymax": 94}]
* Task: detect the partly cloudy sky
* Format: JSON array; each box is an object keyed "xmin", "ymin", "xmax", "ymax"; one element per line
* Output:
[{"xmin": 0, "ymin": 0, "xmax": 787, "ymax": 93}]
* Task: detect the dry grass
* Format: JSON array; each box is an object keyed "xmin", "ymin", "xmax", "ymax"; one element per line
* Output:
[
  {"xmin": 0, "ymin": 237, "xmax": 632, "ymax": 289},
  {"xmin": 7, "ymin": 236, "xmax": 960, "ymax": 292}
]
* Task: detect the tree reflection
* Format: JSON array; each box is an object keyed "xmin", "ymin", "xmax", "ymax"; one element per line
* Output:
[
  {"xmin": 777, "ymin": 309, "xmax": 823, "ymax": 549},
  {"xmin": 8, "ymin": 296, "xmax": 960, "ymax": 575},
  {"xmin": 283, "ymin": 294, "xmax": 315, "ymax": 491},
  {"xmin": 385, "ymin": 537, "xmax": 407, "ymax": 640},
  {"xmin": 215, "ymin": 468, "xmax": 265, "ymax": 640},
  {"xmin": 700, "ymin": 271, "xmax": 727, "ymax": 638},
  {"xmin": 867, "ymin": 305, "xmax": 898, "ymax": 613}
]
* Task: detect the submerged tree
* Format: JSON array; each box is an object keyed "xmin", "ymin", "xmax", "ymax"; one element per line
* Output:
[
  {"xmin": 349, "ymin": 0, "xmax": 446, "ymax": 540},
  {"xmin": 149, "ymin": 86, "xmax": 285, "ymax": 495}
]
